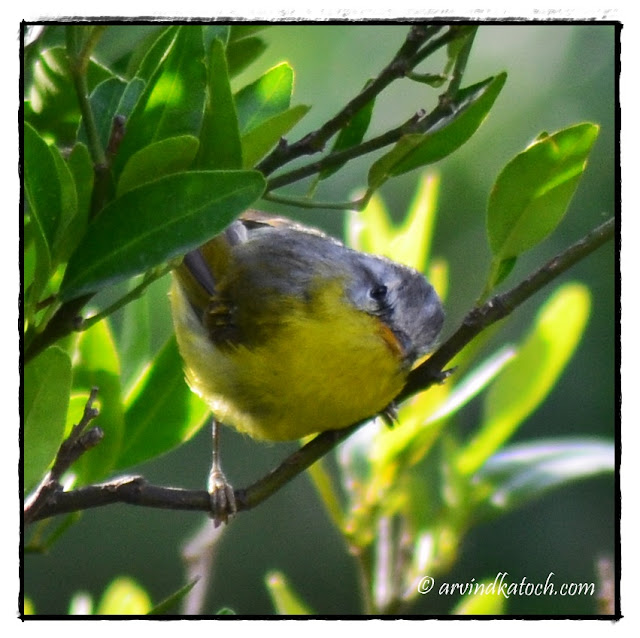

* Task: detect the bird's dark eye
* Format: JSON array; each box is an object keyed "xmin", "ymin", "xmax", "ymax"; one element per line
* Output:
[{"xmin": 370, "ymin": 284, "xmax": 388, "ymax": 302}]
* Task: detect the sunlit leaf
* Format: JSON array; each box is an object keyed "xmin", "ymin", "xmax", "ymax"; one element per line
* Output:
[
  {"xmin": 96, "ymin": 577, "xmax": 152, "ymax": 615},
  {"xmin": 456, "ymin": 283, "xmax": 591, "ymax": 475},
  {"xmin": 235, "ymin": 62, "xmax": 293, "ymax": 134},
  {"xmin": 241, "ymin": 104, "xmax": 310, "ymax": 168},
  {"xmin": 451, "ymin": 579, "xmax": 507, "ymax": 615},
  {"xmin": 345, "ymin": 192, "xmax": 393, "ymax": 256},
  {"xmin": 71, "ymin": 320, "xmax": 124, "ymax": 483},
  {"xmin": 265, "ymin": 571, "xmax": 313, "ymax": 615},
  {"xmin": 117, "ymin": 336, "xmax": 210, "ymax": 469},
  {"xmin": 24, "ymin": 347, "xmax": 71, "ymax": 493},
  {"xmin": 475, "ymin": 437, "xmax": 614, "ymax": 510},
  {"xmin": 387, "ymin": 172, "xmax": 440, "ymax": 272},
  {"xmin": 26, "ymin": 46, "xmax": 112, "ymax": 144},
  {"xmin": 114, "ymin": 26, "xmax": 207, "ymax": 179},
  {"xmin": 487, "ymin": 123, "xmax": 600, "ymax": 260},
  {"xmin": 368, "ymin": 73, "xmax": 506, "ymax": 191}
]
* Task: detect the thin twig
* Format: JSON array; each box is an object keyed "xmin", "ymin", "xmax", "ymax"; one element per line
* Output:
[
  {"xmin": 24, "ymin": 388, "xmax": 102, "ymax": 525},
  {"xmin": 256, "ymin": 25, "xmax": 458, "ymax": 177},
  {"xmin": 24, "ymin": 217, "xmax": 614, "ymax": 525}
]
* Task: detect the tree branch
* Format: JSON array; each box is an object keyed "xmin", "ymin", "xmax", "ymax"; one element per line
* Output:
[
  {"xmin": 24, "ymin": 388, "xmax": 103, "ymax": 525},
  {"xmin": 24, "ymin": 216, "xmax": 614, "ymax": 525},
  {"xmin": 256, "ymin": 25, "xmax": 460, "ymax": 177}
]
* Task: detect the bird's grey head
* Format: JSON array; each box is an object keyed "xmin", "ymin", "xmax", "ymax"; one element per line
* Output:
[{"xmin": 345, "ymin": 252, "xmax": 445, "ymax": 365}]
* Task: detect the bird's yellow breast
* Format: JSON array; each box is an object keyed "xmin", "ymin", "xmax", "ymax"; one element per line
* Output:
[{"xmin": 170, "ymin": 277, "xmax": 407, "ymax": 441}]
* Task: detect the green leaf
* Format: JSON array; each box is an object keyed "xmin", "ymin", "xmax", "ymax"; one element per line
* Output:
[
  {"xmin": 48, "ymin": 143, "xmax": 78, "ymax": 263},
  {"xmin": 118, "ymin": 276, "xmax": 152, "ymax": 389},
  {"xmin": 241, "ymin": 104, "xmax": 310, "ymax": 168},
  {"xmin": 475, "ymin": 438, "xmax": 614, "ymax": 511},
  {"xmin": 79, "ymin": 76, "xmax": 127, "ymax": 151},
  {"xmin": 226, "ymin": 36, "xmax": 268, "ymax": 78},
  {"xmin": 487, "ymin": 255, "xmax": 517, "ymax": 290},
  {"xmin": 265, "ymin": 571, "xmax": 314, "ymax": 615},
  {"xmin": 148, "ymin": 579, "xmax": 199, "ymax": 615},
  {"xmin": 451, "ymin": 579, "xmax": 507, "ymax": 615},
  {"xmin": 134, "ymin": 26, "xmax": 178, "ymax": 83},
  {"xmin": 228, "ymin": 24, "xmax": 271, "ymax": 42},
  {"xmin": 487, "ymin": 122, "xmax": 600, "ymax": 260},
  {"xmin": 24, "ymin": 122, "xmax": 62, "ymax": 252},
  {"xmin": 117, "ymin": 135, "xmax": 200, "ymax": 196},
  {"xmin": 368, "ymin": 73, "xmax": 507, "ymax": 191},
  {"xmin": 60, "ymin": 143, "xmax": 93, "ymax": 261},
  {"xmin": 67, "ymin": 143, "xmax": 93, "ymax": 225},
  {"xmin": 197, "ymin": 37, "xmax": 243, "ymax": 170},
  {"xmin": 24, "ymin": 347, "xmax": 72, "ymax": 493},
  {"xmin": 59, "ymin": 170, "xmax": 265, "ymax": 301},
  {"xmin": 114, "ymin": 26, "xmax": 207, "ymax": 179},
  {"xmin": 457, "ymin": 283, "xmax": 591, "ymax": 476},
  {"xmin": 24, "ymin": 123, "xmax": 58, "ymax": 314},
  {"xmin": 235, "ymin": 62, "xmax": 294, "ymax": 134},
  {"xmin": 71, "ymin": 320, "xmax": 124, "ymax": 483},
  {"xmin": 116, "ymin": 336, "xmax": 210, "ymax": 469},
  {"xmin": 202, "ymin": 25, "xmax": 230, "ymax": 50},
  {"xmin": 26, "ymin": 46, "xmax": 113, "ymax": 144},
  {"xmin": 97, "ymin": 577, "xmax": 152, "ymax": 615},
  {"xmin": 319, "ymin": 83, "xmax": 374, "ymax": 181}
]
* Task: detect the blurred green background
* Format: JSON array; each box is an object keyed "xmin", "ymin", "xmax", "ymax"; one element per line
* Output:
[{"xmin": 24, "ymin": 23, "xmax": 616, "ymax": 615}]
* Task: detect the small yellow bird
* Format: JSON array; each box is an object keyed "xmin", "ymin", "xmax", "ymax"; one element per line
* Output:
[{"xmin": 170, "ymin": 212, "xmax": 444, "ymax": 520}]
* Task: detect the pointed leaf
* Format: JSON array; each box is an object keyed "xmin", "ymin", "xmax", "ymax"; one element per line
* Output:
[
  {"xmin": 368, "ymin": 73, "xmax": 507, "ymax": 191},
  {"xmin": 319, "ymin": 83, "xmax": 374, "ymax": 181},
  {"xmin": 148, "ymin": 579, "xmax": 199, "ymax": 615},
  {"xmin": 24, "ymin": 347, "xmax": 71, "ymax": 493},
  {"xmin": 49, "ymin": 143, "xmax": 78, "ymax": 263},
  {"xmin": 24, "ymin": 122, "xmax": 61, "ymax": 252},
  {"xmin": 457, "ymin": 284, "xmax": 591, "ymax": 475},
  {"xmin": 487, "ymin": 123, "xmax": 600, "ymax": 260},
  {"xmin": 117, "ymin": 135, "xmax": 200, "ymax": 196},
  {"xmin": 265, "ymin": 571, "xmax": 313, "ymax": 615},
  {"xmin": 235, "ymin": 62, "xmax": 293, "ymax": 134},
  {"xmin": 134, "ymin": 26, "xmax": 178, "ymax": 83},
  {"xmin": 57, "ymin": 143, "xmax": 94, "ymax": 265},
  {"xmin": 197, "ymin": 37, "xmax": 242, "ymax": 170},
  {"xmin": 117, "ymin": 336, "xmax": 210, "ymax": 469},
  {"xmin": 59, "ymin": 170, "xmax": 265, "ymax": 301},
  {"xmin": 241, "ymin": 104, "xmax": 310, "ymax": 168},
  {"xmin": 114, "ymin": 26, "xmax": 207, "ymax": 178},
  {"xmin": 226, "ymin": 36, "xmax": 268, "ymax": 78},
  {"xmin": 476, "ymin": 438, "xmax": 614, "ymax": 510}
]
